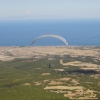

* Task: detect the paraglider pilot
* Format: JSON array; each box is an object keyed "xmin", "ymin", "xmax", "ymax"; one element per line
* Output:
[{"xmin": 48, "ymin": 64, "xmax": 52, "ymax": 68}]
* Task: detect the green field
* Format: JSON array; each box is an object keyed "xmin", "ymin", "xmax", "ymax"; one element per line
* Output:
[{"xmin": 0, "ymin": 56, "xmax": 100, "ymax": 100}]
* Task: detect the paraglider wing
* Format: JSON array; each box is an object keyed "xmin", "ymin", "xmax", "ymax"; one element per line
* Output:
[{"xmin": 31, "ymin": 34, "xmax": 68, "ymax": 46}]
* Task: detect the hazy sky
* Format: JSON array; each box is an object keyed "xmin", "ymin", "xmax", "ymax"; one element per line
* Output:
[{"xmin": 0, "ymin": 0, "xmax": 100, "ymax": 20}]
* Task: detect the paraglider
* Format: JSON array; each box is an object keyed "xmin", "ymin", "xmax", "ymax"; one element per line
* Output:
[
  {"xmin": 31, "ymin": 34, "xmax": 68, "ymax": 46},
  {"xmin": 31, "ymin": 34, "xmax": 68, "ymax": 69}
]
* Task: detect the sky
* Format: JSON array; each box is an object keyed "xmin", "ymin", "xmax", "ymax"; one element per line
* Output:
[{"xmin": 0, "ymin": 0, "xmax": 100, "ymax": 20}]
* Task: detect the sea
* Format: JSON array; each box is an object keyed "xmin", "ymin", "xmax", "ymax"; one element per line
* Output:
[{"xmin": 0, "ymin": 19, "xmax": 100, "ymax": 46}]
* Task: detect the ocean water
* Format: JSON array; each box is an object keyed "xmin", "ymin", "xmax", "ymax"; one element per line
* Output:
[{"xmin": 0, "ymin": 19, "xmax": 100, "ymax": 46}]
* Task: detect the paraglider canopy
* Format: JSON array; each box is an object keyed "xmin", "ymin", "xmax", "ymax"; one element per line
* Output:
[{"xmin": 31, "ymin": 34, "xmax": 68, "ymax": 46}]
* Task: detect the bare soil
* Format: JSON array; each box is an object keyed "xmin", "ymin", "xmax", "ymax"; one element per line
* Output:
[{"xmin": 0, "ymin": 46, "xmax": 99, "ymax": 61}]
